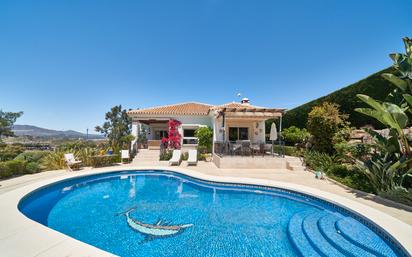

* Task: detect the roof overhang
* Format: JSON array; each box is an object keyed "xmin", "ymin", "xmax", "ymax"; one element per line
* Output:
[{"xmin": 214, "ymin": 107, "xmax": 286, "ymax": 119}]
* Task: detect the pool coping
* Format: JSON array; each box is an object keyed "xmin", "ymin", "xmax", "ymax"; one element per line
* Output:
[{"xmin": 1, "ymin": 166, "xmax": 411, "ymax": 257}]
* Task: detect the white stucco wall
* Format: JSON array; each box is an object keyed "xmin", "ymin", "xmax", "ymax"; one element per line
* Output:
[
  {"xmin": 254, "ymin": 120, "xmax": 266, "ymax": 143},
  {"xmin": 171, "ymin": 115, "xmax": 213, "ymax": 127}
]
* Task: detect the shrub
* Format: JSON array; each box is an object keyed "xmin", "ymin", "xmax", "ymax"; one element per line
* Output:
[
  {"xmin": 303, "ymin": 150, "xmax": 374, "ymax": 193},
  {"xmin": 76, "ymin": 147, "xmax": 99, "ymax": 166},
  {"xmin": 25, "ymin": 162, "xmax": 41, "ymax": 174},
  {"xmin": 282, "ymin": 126, "xmax": 310, "ymax": 146},
  {"xmin": 303, "ymin": 151, "xmax": 336, "ymax": 172},
  {"xmin": 0, "ymin": 159, "xmax": 27, "ymax": 178},
  {"xmin": 199, "ymin": 153, "xmax": 209, "ymax": 161},
  {"xmin": 379, "ymin": 188, "xmax": 412, "ymax": 207},
  {"xmin": 273, "ymin": 145, "xmax": 301, "ymax": 157},
  {"xmin": 90, "ymin": 155, "xmax": 118, "ymax": 168},
  {"xmin": 334, "ymin": 142, "xmax": 371, "ymax": 161},
  {"xmin": 0, "ymin": 162, "xmax": 12, "ymax": 178},
  {"xmin": 307, "ymin": 102, "xmax": 349, "ymax": 154},
  {"xmin": 328, "ymin": 169, "xmax": 375, "ymax": 193},
  {"xmin": 57, "ymin": 140, "xmax": 99, "ymax": 151},
  {"xmin": 181, "ymin": 152, "xmax": 189, "ymax": 161},
  {"xmin": 42, "ymin": 151, "xmax": 66, "ymax": 170},
  {"xmin": 159, "ymin": 150, "xmax": 173, "ymax": 161},
  {"xmin": 15, "ymin": 151, "xmax": 49, "ymax": 163},
  {"xmin": 0, "ymin": 144, "xmax": 25, "ymax": 161},
  {"xmin": 327, "ymin": 163, "xmax": 350, "ymax": 177},
  {"xmin": 195, "ymin": 127, "xmax": 213, "ymax": 153},
  {"xmin": 332, "ymin": 126, "xmax": 352, "ymax": 146}
]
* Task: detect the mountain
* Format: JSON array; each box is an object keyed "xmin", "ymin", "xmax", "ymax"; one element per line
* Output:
[
  {"xmin": 12, "ymin": 125, "xmax": 104, "ymax": 139},
  {"xmin": 282, "ymin": 67, "xmax": 397, "ymax": 129}
]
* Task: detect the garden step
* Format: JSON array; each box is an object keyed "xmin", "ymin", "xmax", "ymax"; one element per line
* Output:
[
  {"xmin": 302, "ymin": 212, "xmax": 345, "ymax": 257},
  {"xmin": 133, "ymin": 150, "xmax": 160, "ymax": 163},
  {"xmin": 317, "ymin": 214, "xmax": 375, "ymax": 257},
  {"xmin": 336, "ymin": 217, "xmax": 397, "ymax": 257},
  {"xmin": 287, "ymin": 212, "xmax": 321, "ymax": 257}
]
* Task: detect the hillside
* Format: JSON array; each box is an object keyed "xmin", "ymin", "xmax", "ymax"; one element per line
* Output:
[
  {"xmin": 12, "ymin": 125, "xmax": 104, "ymax": 139},
  {"xmin": 282, "ymin": 67, "xmax": 397, "ymax": 129}
]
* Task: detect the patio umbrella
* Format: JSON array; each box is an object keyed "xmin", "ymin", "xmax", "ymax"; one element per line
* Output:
[{"xmin": 269, "ymin": 122, "xmax": 277, "ymax": 156}]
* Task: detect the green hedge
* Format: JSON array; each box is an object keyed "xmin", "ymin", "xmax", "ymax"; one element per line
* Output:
[
  {"xmin": 15, "ymin": 151, "xmax": 50, "ymax": 163},
  {"xmin": 282, "ymin": 67, "xmax": 396, "ymax": 129},
  {"xmin": 273, "ymin": 145, "xmax": 300, "ymax": 156},
  {"xmin": 90, "ymin": 155, "xmax": 119, "ymax": 168},
  {"xmin": 0, "ymin": 159, "xmax": 27, "ymax": 178}
]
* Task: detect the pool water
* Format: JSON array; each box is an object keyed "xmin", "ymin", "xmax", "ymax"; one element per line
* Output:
[{"xmin": 19, "ymin": 170, "xmax": 405, "ymax": 257}]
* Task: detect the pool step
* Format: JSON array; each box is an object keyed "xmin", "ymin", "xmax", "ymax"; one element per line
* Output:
[
  {"xmin": 287, "ymin": 211, "xmax": 321, "ymax": 257},
  {"xmin": 336, "ymin": 217, "xmax": 397, "ymax": 257},
  {"xmin": 288, "ymin": 211, "xmax": 397, "ymax": 257},
  {"xmin": 302, "ymin": 212, "xmax": 345, "ymax": 257},
  {"xmin": 317, "ymin": 214, "xmax": 375, "ymax": 257}
]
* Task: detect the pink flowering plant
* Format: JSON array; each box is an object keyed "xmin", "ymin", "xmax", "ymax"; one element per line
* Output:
[{"xmin": 167, "ymin": 119, "xmax": 182, "ymax": 149}]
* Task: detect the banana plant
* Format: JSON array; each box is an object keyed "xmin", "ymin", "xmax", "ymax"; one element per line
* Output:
[
  {"xmin": 354, "ymin": 37, "xmax": 412, "ymax": 192},
  {"xmin": 355, "ymin": 94, "xmax": 410, "ymax": 156},
  {"xmin": 353, "ymin": 129, "xmax": 412, "ymax": 192},
  {"xmin": 364, "ymin": 128, "xmax": 400, "ymax": 154},
  {"xmin": 382, "ymin": 37, "xmax": 412, "ymax": 111}
]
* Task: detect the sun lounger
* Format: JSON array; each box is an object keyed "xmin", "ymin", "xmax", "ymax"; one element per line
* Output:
[
  {"xmin": 187, "ymin": 149, "xmax": 198, "ymax": 165},
  {"xmin": 169, "ymin": 150, "xmax": 181, "ymax": 166},
  {"xmin": 64, "ymin": 153, "xmax": 82, "ymax": 171},
  {"xmin": 121, "ymin": 150, "xmax": 130, "ymax": 163}
]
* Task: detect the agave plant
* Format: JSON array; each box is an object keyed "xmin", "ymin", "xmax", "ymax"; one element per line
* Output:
[{"xmin": 354, "ymin": 151, "xmax": 412, "ymax": 193}]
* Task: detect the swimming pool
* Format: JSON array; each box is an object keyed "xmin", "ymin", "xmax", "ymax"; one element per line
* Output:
[{"xmin": 19, "ymin": 170, "xmax": 408, "ymax": 257}]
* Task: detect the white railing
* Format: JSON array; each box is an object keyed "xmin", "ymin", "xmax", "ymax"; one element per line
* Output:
[{"xmin": 183, "ymin": 137, "xmax": 198, "ymax": 145}]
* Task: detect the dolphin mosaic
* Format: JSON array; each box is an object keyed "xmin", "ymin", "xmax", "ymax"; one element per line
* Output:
[{"xmin": 117, "ymin": 207, "xmax": 193, "ymax": 243}]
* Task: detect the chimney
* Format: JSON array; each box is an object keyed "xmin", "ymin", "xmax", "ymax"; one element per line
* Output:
[{"xmin": 241, "ymin": 97, "xmax": 250, "ymax": 105}]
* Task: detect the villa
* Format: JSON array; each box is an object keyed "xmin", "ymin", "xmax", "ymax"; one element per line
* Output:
[{"xmin": 127, "ymin": 98, "xmax": 291, "ymax": 168}]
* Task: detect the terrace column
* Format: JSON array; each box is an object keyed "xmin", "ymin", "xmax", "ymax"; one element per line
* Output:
[{"xmin": 131, "ymin": 121, "xmax": 140, "ymax": 152}]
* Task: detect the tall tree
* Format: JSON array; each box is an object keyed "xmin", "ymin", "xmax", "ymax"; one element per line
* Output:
[
  {"xmin": 0, "ymin": 110, "xmax": 23, "ymax": 140},
  {"xmin": 95, "ymin": 105, "xmax": 132, "ymax": 151}
]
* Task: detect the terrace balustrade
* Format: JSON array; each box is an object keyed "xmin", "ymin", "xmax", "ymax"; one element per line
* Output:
[{"xmin": 213, "ymin": 140, "xmax": 285, "ymax": 157}]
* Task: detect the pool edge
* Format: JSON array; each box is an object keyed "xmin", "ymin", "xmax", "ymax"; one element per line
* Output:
[{"xmin": 1, "ymin": 165, "xmax": 411, "ymax": 257}]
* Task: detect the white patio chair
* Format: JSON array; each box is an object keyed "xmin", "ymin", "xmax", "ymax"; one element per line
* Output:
[
  {"xmin": 64, "ymin": 153, "xmax": 82, "ymax": 171},
  {"xmin": 187, "ymin": 149, "xmax": 198, "ymax": 166},
  {"xmin": 120, "ymin": 150, "xmax": 130, "ymax": 163},
  {"xmin": 169, "ymin": 150, "xmax": 181, "ymax": 166}
]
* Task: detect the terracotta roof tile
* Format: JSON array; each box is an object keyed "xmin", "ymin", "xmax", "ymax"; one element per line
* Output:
[
  {"xmin": 128, "ymin": 102, "xmax": 212, "ymax": 116},
  {"xmin": 212, "ymin": 102, "xmax": 265, "ymax": 109}
]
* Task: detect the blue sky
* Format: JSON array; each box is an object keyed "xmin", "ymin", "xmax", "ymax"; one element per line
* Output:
[{"xmin": 0, "ymin": 0, "xmax": 411, "ymax": 132}]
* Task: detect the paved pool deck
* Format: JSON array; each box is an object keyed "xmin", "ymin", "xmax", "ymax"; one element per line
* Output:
[{"xmin": 0, "ymin": 162, "xmax": 411, "ymax": 256}]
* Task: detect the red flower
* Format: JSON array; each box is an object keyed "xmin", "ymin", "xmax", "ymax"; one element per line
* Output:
[{"xmin": 167, "ymin": 119, "xmax": 182, "ymax": 149}]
